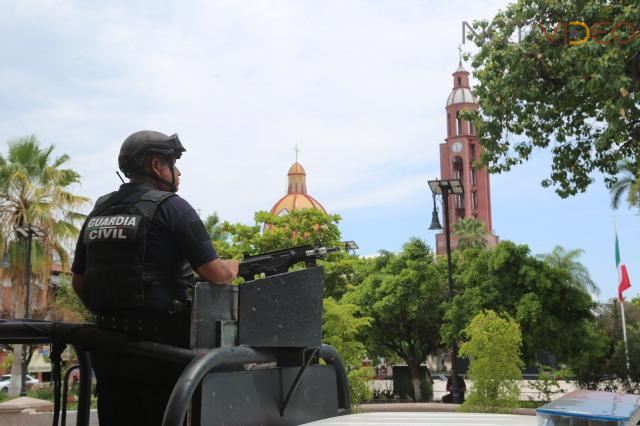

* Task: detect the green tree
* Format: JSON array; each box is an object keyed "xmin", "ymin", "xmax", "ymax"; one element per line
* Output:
[
  {"xmin": 609, "ymin": 159, "xmax": 640, "ymax": 210},
  {"xmin": 216, "ymin": 209, "xmax": 343, "ymax": 259},
  {"xmin": 466, "ymin": 0, "xmax": 640, "ymax": 197},
  {"xmin": 610, "ymin": 323, "xmax": 640, "ymax": 393},
  {"xmin": 322, "ymin": 254, "xmax": 372, "ymax": 300},
  {"xmin": 344, "ymin": 238, "xmax": 447, "ymax": 401},
  {"xmin": 0, "ymin": 135, "xmax": 89, "ymax": 396},
  {"xmin": 323, "ymin": 297, "xmax": 373, "ymax": 404},
  {"xmin": 453, "ymin": 218, "xmax": 489, "ymax": 250},
  {"xmin": 459, "ymin": 310, "xmax": 523, "ymax": 413},
  {"xmin": 536, "ymin": 246, "xmax": 599, "ymax": 296},
  {"xmin": 570, "ymin": 299, "xmax": 640, "ymax": 392},
  {"xmin": 442, "ymin": 242, "xmax": 595, "ymax": 367}
]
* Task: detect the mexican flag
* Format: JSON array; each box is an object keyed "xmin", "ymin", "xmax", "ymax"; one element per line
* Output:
[{"xmin": 616, "ymin": 233, "xmax": 632, "ymax": 302}]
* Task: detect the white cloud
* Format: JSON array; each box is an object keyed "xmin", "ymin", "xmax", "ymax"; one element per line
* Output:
[{"xmin": 0, "ymin": 0, "xmax": 511, "ymax": 222}]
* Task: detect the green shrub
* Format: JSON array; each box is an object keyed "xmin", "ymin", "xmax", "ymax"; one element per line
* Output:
[
  {"xmin": 348, "ymin": 367, "xmax": 374, "ymax": 405},
  {"xmin": 530, "ymin": 365, "xmax": 571, "ymax": 402},
  {"xmin": 459, "ymin": 310, "xmax": 523, "ymax": 413}
]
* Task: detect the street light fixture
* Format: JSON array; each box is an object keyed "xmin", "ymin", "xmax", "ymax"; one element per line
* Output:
[
  {"xmin": 427, "ymin": 178, "xmax": 464, "ymax": 404},
  {"xmin": 342, "ymin": 240, "xmax": 359, "ymax": 256},
  {"xmin": 14, "ymin": 225, "xmax": 45, "ymax": 397}
]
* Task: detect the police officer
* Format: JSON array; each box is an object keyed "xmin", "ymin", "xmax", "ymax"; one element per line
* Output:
[{"xmin": 71, "ymin": 130, "xmax": 239, "ymax": 425}]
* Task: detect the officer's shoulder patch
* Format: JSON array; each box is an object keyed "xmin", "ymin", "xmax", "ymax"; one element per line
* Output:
[{"xmin": 83, "ymin": 214, "xmax": 142, "ymax": 244}]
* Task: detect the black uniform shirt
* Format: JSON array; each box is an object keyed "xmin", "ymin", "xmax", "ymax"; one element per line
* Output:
[{"xmin": 72, "ymin": 183, "xmax": 218, "ymax": 309}]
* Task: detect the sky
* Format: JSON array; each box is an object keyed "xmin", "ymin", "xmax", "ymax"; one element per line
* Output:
[{"xmin": 0, "ymin": 0, "xmax": 638, "ymax": 303}]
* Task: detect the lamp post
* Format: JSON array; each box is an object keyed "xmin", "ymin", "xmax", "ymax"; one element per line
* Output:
[
  {"xmin": 14, "ymin": 225, "xmax": 45, "ymax": 396},
  {"xmin": 427, "ymin": 178, "xmax": 464, "ymax": 404}
]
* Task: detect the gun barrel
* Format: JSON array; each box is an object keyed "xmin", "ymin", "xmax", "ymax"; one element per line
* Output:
[
  {"xmin": 239, "ymin": 245, "xmax": 342, "ymax": 281},
  {"xmin": 304, "ymin": 247, "xmax": 340, "ymax": 257}
]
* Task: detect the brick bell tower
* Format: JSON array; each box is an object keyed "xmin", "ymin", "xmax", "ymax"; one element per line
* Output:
[{"xmin": 435, "ymin": 61, "xmax": 499, "ymax": 255}]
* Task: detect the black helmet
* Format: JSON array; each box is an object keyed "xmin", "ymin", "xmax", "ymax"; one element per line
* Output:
[{"xmin": 118, "ymin": 130, "xmax": 186, "ymax": 177}]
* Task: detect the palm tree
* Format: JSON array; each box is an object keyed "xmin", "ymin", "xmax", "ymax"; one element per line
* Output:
[
  {"xmin": 609, "ymin": 159, "xmax": 640, "ymax": 210},
  {"xmin": 203, "ymin": 212, "xmax": 227, "ymax": 241},
  {"xmin": 536, "ymin": 246, "xmax": 599, "ymax": 296},
  {"xmin": 453, "ymin": 218, "xmax": 488, "ymax": 250},
  {"xmin": 0, "ymin": 135, "xmax": 89, "ymax": 396}
]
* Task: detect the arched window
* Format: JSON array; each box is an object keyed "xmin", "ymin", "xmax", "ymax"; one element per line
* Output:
[
  {"xmin": 453, "ymin": 156, "xmax": 463, "ymax": 181},
  {"xmin": 457, "ymin": 77, "xmax": 462, "ymax": 87},
  {"xmin": 447, "ymin": 113, "xmax": 451, "ymax": 135},
  {"xmin": 456, "ymin": 111, "xmax": 463, "ymax": 135}
]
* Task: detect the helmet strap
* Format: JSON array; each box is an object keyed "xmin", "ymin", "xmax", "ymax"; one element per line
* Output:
[
  {"xmin": 140, "ymin": 156, "xmax": 178, "ymax": 192},
  {"xmin": 168, "ymin": 165, "xmax": 177, "ymax": 192},
  {"xmin": 142, "ymin": 170, "xmax": 177, "ymax": 192}
]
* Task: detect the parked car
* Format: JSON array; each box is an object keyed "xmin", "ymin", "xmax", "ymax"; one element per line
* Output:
[{"xmin": 0, "ymin": 374, "xmax": 40, "ymax": 392}]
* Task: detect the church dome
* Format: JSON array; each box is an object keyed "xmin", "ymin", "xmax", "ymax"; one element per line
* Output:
[
  {"xmin": 270, "ymin": 193, "xmax": 327, "ymax": 216},
  {"xmin": 447, "ymin": 62, "xmax": 477, "ymax": 106},
  {"xmin": 269, "ymin": 161, "xmax": 327, "ymax": 216},
  {"xmin": 446, "ymin": 88, "xmax": 477, "ymax": 106},
  {"xmin": 288, "ymin": 162, "xmax": 306, "ymax": 175}
]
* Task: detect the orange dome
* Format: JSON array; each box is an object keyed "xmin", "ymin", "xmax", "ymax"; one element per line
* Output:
[
  {"xmin": 288, "ymin": 162, "xmax": 306, "ymax": 175},
  {"xmin": 269, "ymin": 161, "xmax": 327, "ymax": 216},
  {"xmin": 270, "ymin": 193, "xmax": 327, "ymax": 216}
]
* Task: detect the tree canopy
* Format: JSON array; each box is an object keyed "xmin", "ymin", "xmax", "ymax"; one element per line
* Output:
[
  {"xmin": 571, "ymin": 299, "xmax": 640, "ymax": 392},
  {"xmin": 453, "ymin": 218, "xmax": 489, "ymax": 250},
  {"xmin": 442, "ymin": 241, "xmax": 595, "ymax": 366},
  {"xmin": 467, "ymin": 0, "xmax": 640, "ymax": 197},
  {"xmin": 609, "ymin": 159, "xmax": 640, "ymax": 210},
  {"xmin": 0, "ymin": 136, "xmax": 89, "ymax": 318},
  {"xmin": 536, "ymin": 245, "xmax": 599, "ymax": 296},
  {"xmin": 216, "ymin": 209, "xmax": 343, "ymax": 259},
  {"xmin": 344, "ymin": 238, "xmax": 447, "ymax": 401}
]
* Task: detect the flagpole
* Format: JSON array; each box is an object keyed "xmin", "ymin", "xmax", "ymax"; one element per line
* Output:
[
  {"xmin": 619, "ymin": 298, "xmax": 631, "ymax": 373},
  {"xmin": 614, "ymin": 216, "xmax": 631, "ymax": 374}
]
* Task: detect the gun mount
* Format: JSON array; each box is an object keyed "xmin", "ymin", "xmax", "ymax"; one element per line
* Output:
[
  {"xmin": 238, "ymin": 244, "xmax": 340, "ymax": 281},
  {"xmin": 0, "ymin": 246, "xmax": 350, "ymax": 426}
]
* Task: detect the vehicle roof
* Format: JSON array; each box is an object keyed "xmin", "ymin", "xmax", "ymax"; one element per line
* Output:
[{"xmin": 301, "ymin": 412, "xmax": 538, "ymax": 425}]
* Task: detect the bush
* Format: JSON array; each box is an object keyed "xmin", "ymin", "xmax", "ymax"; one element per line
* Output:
[
  {"xmin": 371, "ymin": 382, "xmax": 394, "ymax": 400},
  {"xmin": 529, "ymin": 365, "xmax": 571, "ymax": 402},
  {"xmin": 459, "ymin": 310, "xmax": 523, "ymax": 413},
  {"xmin": 348, "ymin": 367, "xmax": 374, "ymax": 405}
]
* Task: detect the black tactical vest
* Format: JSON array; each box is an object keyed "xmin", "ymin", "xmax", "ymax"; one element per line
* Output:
[{"xmin": 80, "ymin": 184, "xmax": 192, "ymax": 313}]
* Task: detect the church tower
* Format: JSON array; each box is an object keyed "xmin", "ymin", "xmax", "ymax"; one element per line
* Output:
[{"xmin": 435, "ymin": 62, "xmax": 498, "ymax": 255}]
